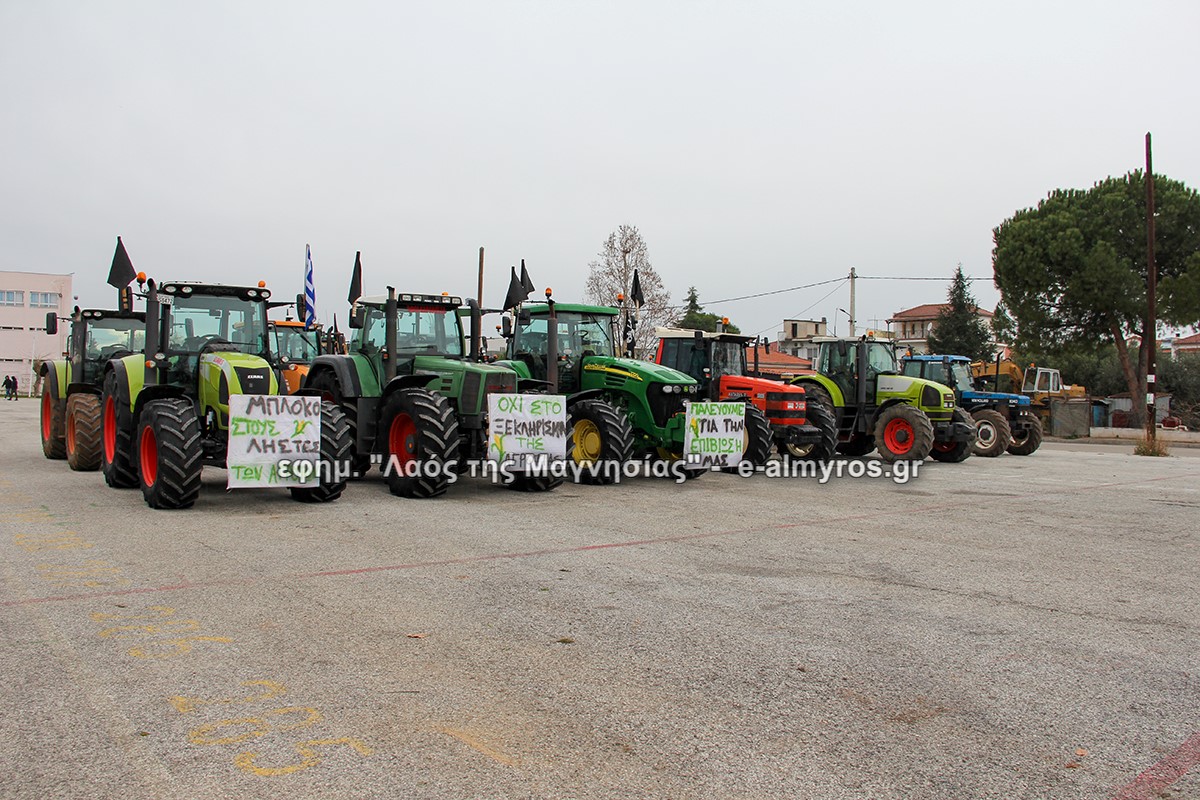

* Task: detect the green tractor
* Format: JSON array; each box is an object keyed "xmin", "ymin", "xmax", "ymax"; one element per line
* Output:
[
  {"xmin": 303, "ymin": 287, "xmax": 559, "ymax": 497},
  {"xmin": 41, "ymin": 307, "xmax": 145, "ymax": 471},
  {"xmin": 789, "ymin": 335, "xmax": 977, "ymax": 463},
  {"xmin": 496, "ymin": 296, "xmax": 733, "ymax": 481},
  {"xmin": 100, "ymin": 279, "xmax": 353, "ymax": 509}
]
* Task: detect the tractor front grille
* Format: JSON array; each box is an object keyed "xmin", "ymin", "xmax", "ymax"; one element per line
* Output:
[
  {"xmin": 461, "ymin": 371, "xmax": 482, "ymax": 413},
  {"xmin": 647, "ymin": 385, "xmax": 687, "ymax": 428},
  {"xmin": 234, "ymin": 367, "xmax": 271, "ymax": 395}
]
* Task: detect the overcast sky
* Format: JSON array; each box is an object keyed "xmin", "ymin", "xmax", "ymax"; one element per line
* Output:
[{"xmin": 3, "ymin": 1, "xmax": 1198, "ymax": 338}]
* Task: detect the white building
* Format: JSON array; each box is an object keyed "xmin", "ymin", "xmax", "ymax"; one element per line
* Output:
[
  {"xmin": 0, "ymin": 271, "xmax": 72, "ymax": 395},
  {"xmin": 776, "ymin": 317, "xmax": 827, "ymax": 362}
]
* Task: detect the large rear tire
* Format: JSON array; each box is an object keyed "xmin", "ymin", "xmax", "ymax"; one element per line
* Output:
[
  {"xmin": 873, "ymin": 405, "xmax": 934, "ymax": 463},
  {"xmin": 40, "ymin": 383, "xmax": 66, "ymax": 459},
  {"xmin": 930, "ymin": 407, "xmax": 976, "ymax": 463},
  {"xmin": 306, "ymin": 370, "xmax": 371, "ymax": 478},
  {"xmin": 290, "ymin": 401, "xmax": 354, "ymax": 503},
  {"xmin": 1007, "ymin": 410, "xmax": 1044, "ymax": 456},
  {"xmin": 379, "ymin": 388, "xmax": 460, "ymax": 498},
  {"xmin": 101, "ymin": 371, "xmax": 139, "ymax": 488},
  {"xmin": 66, "ymin": 393, "xmax": 103, "ymax": 471},
  {"xmin": 722, "ymin": 403, "xmax": 772, "ymax": 473},
  {"xmin": 568, "ymin": 399, "xmax": 634, "ymax": 485},
  {"xmin": 783, "ymin": 398, "xmax": 838, "ymax": 462},
  {"xmin": 971, "ymin": 408, "xmax": 1012, "ymax": 458},
  {"xmin": 138, "ymin": 399, "xmax": 203, "ymax": 510}
]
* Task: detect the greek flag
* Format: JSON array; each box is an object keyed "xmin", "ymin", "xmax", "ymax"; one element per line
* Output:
[{"xmin": 303, "ymin": 244, "xmax": 317, "ymax": 327}]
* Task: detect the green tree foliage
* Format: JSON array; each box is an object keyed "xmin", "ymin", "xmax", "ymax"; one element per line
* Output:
[
  {"xmin": 926, "ymin": 265, "xmax": 993, "ymax": 360},
  {"xmin": 991, "ymin": 301, "xmax": 1017, "ymax": 344},
  {"xmin": 676, "ymin": 287, "xmax": 740, "ymax": 334},
  {"xmin": 993, "ymin": 171, "xmax": 1200, "ymax": 423}
]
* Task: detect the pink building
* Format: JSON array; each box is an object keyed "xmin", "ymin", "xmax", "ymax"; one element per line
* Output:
[{"xmin": 0, "ymin": 271, "xmax": 72, "ymax": 395}]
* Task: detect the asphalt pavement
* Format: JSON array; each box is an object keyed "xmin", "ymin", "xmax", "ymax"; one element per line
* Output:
[{"xmin": 1, "ymin": 397, "xmax": 1197, "ymax": 800}]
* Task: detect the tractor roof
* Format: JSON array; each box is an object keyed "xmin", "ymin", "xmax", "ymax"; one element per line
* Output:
[
  {"xmin": 156, "ymin": 282, "xmax": 272, "ymax": 301},
  {"xmin": 359, "ymin": 293, "xmax": 463, "ymax": 308},
  {"xmin": 655, "ymin": 326, "xmax": 753, "ymax": 344},
  {"xmin": 523, "ymin": 302, "xmax": 617, "ymax": 316},
  {"xmin": 77, "ymin": 308, "xmax": 145, "ymax": 322},
  {"xmin": 811, "ymin": 335, "xmax": 893, "ymax": 344},
  {"xmin": 270, "ymin": 320, "xmax": 319, "ymax": 329},
  {"xmin": 903, "ymin": 354, "xmax": 971, "ymax": 363}
]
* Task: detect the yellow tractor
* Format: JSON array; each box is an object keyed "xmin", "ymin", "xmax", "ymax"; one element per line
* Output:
[{"xmin": 970, "ymin": 358, "xmax": 1086, "ymax": 427}]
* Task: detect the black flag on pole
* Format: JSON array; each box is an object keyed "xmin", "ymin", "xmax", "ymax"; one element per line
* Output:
[
  {"xmin": 107, "ymin": 236, "xmax": 136, "ymax": 289},
  {"xmin": 347, "ymin": 251, "xmax": 363, "ymax": 305},
  {"xmin": 520, "ymin": 259, "xmax": 535, "ymax": 295},
  {"xmin": 630, "ymin": 269, "xmax": 645, "ymax": 309},
  {"xmin": 502, "ymin": 267, "xmax": 526, "ymax": 310}
]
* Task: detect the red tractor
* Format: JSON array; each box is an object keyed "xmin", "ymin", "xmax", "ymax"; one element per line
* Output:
[{"xmin": 653, "ymin": 327, "xmax": 837, "ymax": 461}]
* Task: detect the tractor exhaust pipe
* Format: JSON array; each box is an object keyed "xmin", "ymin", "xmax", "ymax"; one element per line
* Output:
[
  {"xmin": 856, "ymin": 335, "xmax": 868, "ymax": 409},
  {"xmin": 385, "ymin": 286, "xmax": 398, "ymax": 381},
  {"xmin": 144, "ymin": 279, "xmax": 161, "ymax": 387},
  {"xmin": 545, "ymin": 289, "xmax": 558, "ymax": 393},
  {"xmin": 467, "ymin": 298, "xmax": 482, "ymax": 362}
]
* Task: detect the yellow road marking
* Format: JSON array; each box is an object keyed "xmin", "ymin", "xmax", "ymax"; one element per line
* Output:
[{"xmin": 440, "ymin": 727, "xmax": 520, "ymax": 766}]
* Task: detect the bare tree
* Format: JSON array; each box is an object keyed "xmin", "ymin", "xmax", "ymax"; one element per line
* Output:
[{"xmin": 584, "ymin": 224, "xmax": 673, "ymax": 358}]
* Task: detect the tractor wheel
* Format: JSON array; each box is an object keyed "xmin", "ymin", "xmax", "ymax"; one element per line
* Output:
[
  {"xmin": 971, "ymin": 409, "xmax": 1012, "ymax": 458},
  {"xmin": 138, "ymin": 399, "xmax": 203, "ymax": 510},
  {"xmin": 783, "ymin": 398, "xmax": 838, "ymax": 462},
  {"xmin": 307, "ymin": 370, "xmax": 371, "ymax": 478},
  {"xmin": 930, "ymin": 407, "xmax": 976, "ymax": 463},
  {"xmin": 101, "ymin": 371, "xmax": 139, "ymax": 488},
  {"xmin": 569, "ymin": 399, "xmax": 634, "ymax": 485},
  {"xmin": 379, "ymin": 388, "xmax": 460, "ymax": 498},
  {"xmin": 66, "ymin": 393, "xmax": 103, "ymax": 471},
  {"xmin": 872, "ymin": 405, "xmax": 934, "ymax": 463},
  {"xmin": 836, "ymin": 434, "xmax": 875, "ymax": 457},
  {"xmin": 40, "ymin": 383, "xmax": 66, "ymax": 459},
  {"xmin": 1007, "ymin": 410, "xmax": 1044, "ymax": 456},
  {"xmin": 290, "ymin": 401, "xmax": 354, "ymax": 503},
  {"xmin": 722, "ymin": 403, "xmax": 772, "ymax": 472}
]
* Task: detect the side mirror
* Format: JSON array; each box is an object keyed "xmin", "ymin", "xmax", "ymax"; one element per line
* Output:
[
  {"xmin": 45, "ymin": 312, "xmax": 58, "ymax": 336},
  {"xmin": 349, "ymin": 306, "xmax": 366, "ymax": 329},
  {"xmin": 501, "ymin": 316, "xmax": 512, "ymax": 338},
  {"xmin": 837, "ymin": 340, "xmax": 849, "ymax": 358}
]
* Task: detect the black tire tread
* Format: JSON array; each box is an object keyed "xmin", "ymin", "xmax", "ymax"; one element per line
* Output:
[
  {"xmin": 970, "ymin": 408, "xmax": 1012, "ymax": 457},
  {"xmin": 101, "ymin": 371, "xmax": 139, "ymax": 488},
  {"xmin": 1007, "ymin": 410, "xmax": 1044, "ymax": 456},
  {"xmin": 41, "ymin": 385, "xmax": 66, "ymax": 459},
  {"xmin": 570, "ymin": 399, "xmax": 634, "ymax": 485},
  {"xmin": 139, "ymin": 399, "xmax": 203, "ymax": 510},
  {"xmin": 930, "ymin": 407, "xmax": 976, "ymax": 463},
  {"xmin": 783, "ymin": 396, "xmax": 838, "ymax": 462},
  {"xmin": 873, "ymin": 404, "xmax": 934, "ymax": 463},
  {"xmin": 290, "ymin": 401, "xmax": 354, "ymax": 503},
  {"xmin": 381, "ymin": 388, "xmax": 460, "ymax": 498},
  {"xmin": 66, "ymin": 393, "xmax": 103, "ymax": 471}
]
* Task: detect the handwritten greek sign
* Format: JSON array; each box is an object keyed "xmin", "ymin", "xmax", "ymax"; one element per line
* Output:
[
  {"xmin": 487, "ymin": 394, "xmax": 568, "ymax": 471},
  {"xmin": 684, "ymin": 401, "xmax": 746, "ymax": 468},
  {"xmin": 226, "ymin": 395, "xmax": 321, "ymax": 488}
]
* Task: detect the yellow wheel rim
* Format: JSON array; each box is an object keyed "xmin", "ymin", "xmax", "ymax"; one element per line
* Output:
[
  {"xmin": 573, "ymin": 419, "xmax": 603, "ymax": 464},
  {"xmin": 655, "ymin": 447, "xmax": 682, "ymax": 462}
]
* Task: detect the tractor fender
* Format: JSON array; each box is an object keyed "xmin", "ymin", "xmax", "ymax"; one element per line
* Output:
[
  {"xmin": 133, "ymin": 384, "xmax": 188, "ymax": 425},
  {"xmin": 380, "ymin": 373, "xmax": 440, "ymax": 401},
  {"xmin": 870, "ymin": 397, "xmax": 918, "ymax": 429},
  {"xmin": 41, "ymin": 360, "xmax": 66, "ymax": 403},
  {"xmin": 66, "ymin": 382, "xmax": 101, "ymax": 397},
  {"xmin": 307, "ymin": 355, "xmax": 364, "ymax": 398},
  {"xmin": 566, "ymin": 389, "xmax": 607, "ymax": 407},
  {"xmin": 517, "ymin": 378, "xmax": 555, "ymax": 393},
  {"xmin": 103, "ymin": 358, "xmax": 133, "ymax": 412}
]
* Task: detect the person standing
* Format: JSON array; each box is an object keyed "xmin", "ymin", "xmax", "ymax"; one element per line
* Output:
[
  {"xmin": 3, "ymin": 375, "xmax": 12, "ymax": 400},
  {"xmin": 8, "ymin": 375, "xmax": 17, "ymax": 400}
]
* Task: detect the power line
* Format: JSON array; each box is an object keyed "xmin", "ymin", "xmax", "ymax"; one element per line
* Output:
[
  {"xmin": 858, "ymin": 275, "xmax": 990, "ymax": 281},
  {"xmin": 752, "ymin": 279, "xmax": 847, "ymax": 337},
  {"xmin": 701, "ymin": 277, "xmax": 846, "ymax": 306}
]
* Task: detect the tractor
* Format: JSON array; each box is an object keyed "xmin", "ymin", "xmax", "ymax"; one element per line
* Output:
[
  {"xmin": 100, "ymin": 279, "xmax": 353, "ymax": 509},
  {"xmin": 971, "ymin": 357, "xmax": 1085, "ymax": 445},
  {"xmin": 788, "ymin": 335, "xmax": 976, "ymax": 463},
  {"xmin": 652, "ymin": 326, "xmax": 836, "ymax": 462},
  {"xmin": 900, "ymin": 354, "xmax": 1043, "ymax": 456},
  {"xmin": 41, "ymin": 307, "xmax": 145, "ymax": 470},
  {"xmin": 495, "ymin": 297, "xmax": 736, "ymax": 481},
  {"xmin": 303, "ymin": 287, "xmax": 559, "ymax": 497},
  {"xmin": 270, "ymin": 319, "xmax": 322, "ymax": 394}
]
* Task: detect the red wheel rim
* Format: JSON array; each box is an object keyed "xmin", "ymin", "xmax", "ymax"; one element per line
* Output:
[
  {"xmin": 66, "ymin": 408, "xmax": 77, "ymax": 455},
  {"xmin": 883, "ymin": 418, "xmax": 914, "ymax": 455},
  {"xmin": 104, "ymin": 397, "xmax": 117, "ymax": 462},
  {"xmin": 41, "ymin": 392, "xmax": 52, "ymax": 438},
  {"xmin": 140, "ymin": 426, "xmax": 158, "ymax": 487},
  {"xmin": 388, "ymin": 412, "xmax": 416, "ymax": 467}
]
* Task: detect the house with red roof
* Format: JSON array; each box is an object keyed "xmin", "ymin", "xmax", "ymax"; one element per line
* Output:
[{"xmin": 887, "ymin": 303, "xmax": 996, "ymax": 355}]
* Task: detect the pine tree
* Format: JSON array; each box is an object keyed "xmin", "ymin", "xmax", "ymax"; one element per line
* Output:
[
  {"xmin": 926, "ymin": 265, "xmax": 994, "ymax": 361},
  {"xmin": 677, "ymin": 287, "xmax": 740, "ymax": 333}
]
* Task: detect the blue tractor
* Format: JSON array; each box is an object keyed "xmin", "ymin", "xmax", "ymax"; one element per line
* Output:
[{"xmin": 899, "ymin": 354, "xmax": 1043, "ymax": 457}]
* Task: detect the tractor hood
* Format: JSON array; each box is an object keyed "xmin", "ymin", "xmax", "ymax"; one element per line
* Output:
[
  {"xmin": 200, "ymin": 352, "xmax": 278, "ymax": 397},
  {"xmin": 583, "ymin": 356, "xmax": 697, "ymax": 385},
  {"xmin": 961, "ymin": 389, "xmax": 1031, "ymax": 407}
]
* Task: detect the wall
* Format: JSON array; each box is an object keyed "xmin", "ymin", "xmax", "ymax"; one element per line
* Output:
[{"xmin": 0, "ymin": 271, "xmax": 73, "ymax": 394}]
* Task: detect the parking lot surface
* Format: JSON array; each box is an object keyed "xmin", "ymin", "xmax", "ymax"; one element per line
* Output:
[{"xmin": 2, "ymin": 399, "xmax": 1198, "ymax": 799}]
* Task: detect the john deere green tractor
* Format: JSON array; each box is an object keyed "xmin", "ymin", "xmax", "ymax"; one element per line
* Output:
[
  {"xmin": 41, "ymin": 308, "xmax": 145, "ymax": 470},
  {"xmin": 100, "ymin": 280, "xmax": 353, "ymax": 509},
  {"xmin": 789, "ymin": 335, "xmax": 976, "ymax": 463},
  {"xmin": 496, "ymin": 298, "xmax": 722, "ymax": 482},
  {"xmin": 303, "ymin": 288, "xmax": 559, "ymax": 497}
]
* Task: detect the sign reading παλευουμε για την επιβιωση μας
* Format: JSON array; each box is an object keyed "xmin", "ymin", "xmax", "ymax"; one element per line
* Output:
[{"xmin": 684, "ymin": 401, "xmax": 746, "ymax": 468}]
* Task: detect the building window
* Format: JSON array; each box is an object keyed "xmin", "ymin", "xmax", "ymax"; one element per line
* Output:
[
  {"xmin": 0, "ymin": 290, "xmax": 24, "ymax": 306},
  {"xmin": 29, "ymin": 292, "xmax": 59, "ymax": 308}
]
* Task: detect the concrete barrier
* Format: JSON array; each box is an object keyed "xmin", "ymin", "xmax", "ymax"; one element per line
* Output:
[{"xmin": 1088, "ymin": 426, "xmax": 1200, "ymax": 443}]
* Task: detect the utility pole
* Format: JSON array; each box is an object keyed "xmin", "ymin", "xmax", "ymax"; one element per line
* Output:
[
  {"xmin": 848, "ymin": 266, "xmax": 857, "ymax": 337},
  {"xmin": 1145, "ymin": 133, "xmax": 1157, "ymax": 443}
]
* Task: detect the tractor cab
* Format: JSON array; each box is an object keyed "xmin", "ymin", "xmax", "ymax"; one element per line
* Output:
[
  {"xmin": 814, "ymin": 336, "xmax": 901, "ymax": 409},
  {"xmin": 270, "ymin": 320, "xmax": 322, "ymax": 394},
  {"xmin": 900, "ymin": 354, "xmax": 976, "ymax": 394},
  {"xmin": 64, "ymin": 309, "xmax": 146, "ymax": 389},
  {"xmin": 654, "ymin": 328, "xmax": 749, "ymax": 398},
  {"xmin": 1023, "ymin": 366, "xmax": 1062, "ymax": 395},
  {"xmin": 509, "ymin": 305, "xmax": 615, "ymax": 394}
]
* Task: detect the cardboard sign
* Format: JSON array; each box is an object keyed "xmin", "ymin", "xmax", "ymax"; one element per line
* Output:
[
  {"xmin": 684, "ymin": 401, "xmax": 746, "ymax": 468},
  {"xmin": 487, "ymin": 394, "xmax": 568, "ymax": 470},
  {"xmin": 226, "ymin": 394, "xmax": 322, "ymax": 488}
]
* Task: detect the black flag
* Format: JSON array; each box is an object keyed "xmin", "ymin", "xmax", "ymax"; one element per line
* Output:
[
  {"xmin": 630, "ymin": 269, "xmax": 645, "ymax": 309},
  {"xmin": 107, "ymin": 236, "xmax": 136, "ymax": 289},
  {"xmin": 502, "ymin": 267, "xmax": 526, "ymax": 311},
  {"xmin": 348, "ymin": 251, "xmax": 363, "ymax": 305},
  {"xmin": 520, "ymin": 259, "xmax": 535, "ymax": 295}
]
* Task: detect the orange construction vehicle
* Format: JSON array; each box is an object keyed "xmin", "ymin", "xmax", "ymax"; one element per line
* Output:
[{"xmin": 270, "ymin": 320, "xmax": 322, "ymax": 394}]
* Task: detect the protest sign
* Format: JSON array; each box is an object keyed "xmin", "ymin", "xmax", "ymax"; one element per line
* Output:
[
  {"xmin": 226, "ymin": 394, "xmax": 322, "ymax": 488},
  {"xmin": 683, "ymin": 401, "xmax": 746, "ymax": 468},
  {"xmin": 487, "ymin": 394, "xmax": 568, "ymax": 470}
]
